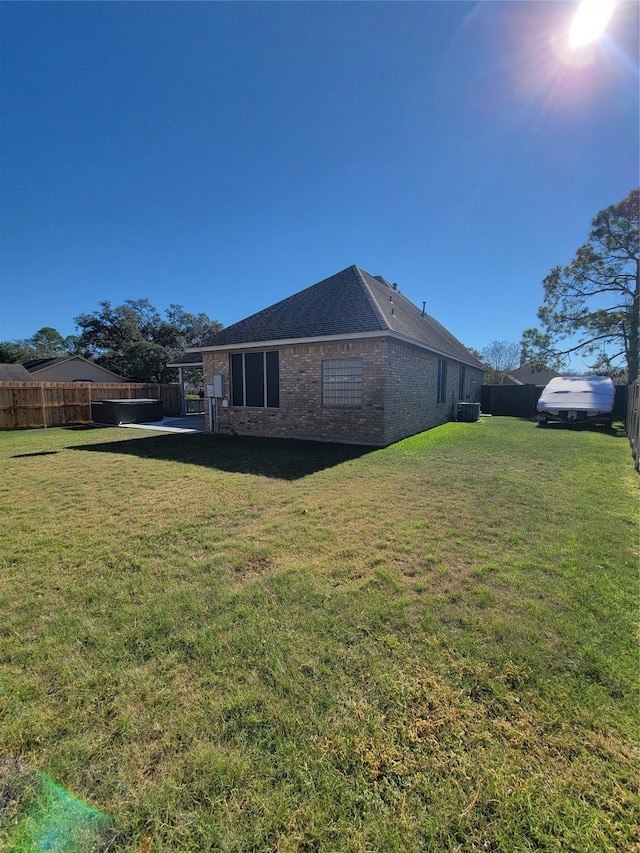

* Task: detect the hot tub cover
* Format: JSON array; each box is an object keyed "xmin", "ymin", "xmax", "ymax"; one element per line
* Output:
[{"xmin": 91, "ymin": 398, "xmax": 163, "ymax": 425}]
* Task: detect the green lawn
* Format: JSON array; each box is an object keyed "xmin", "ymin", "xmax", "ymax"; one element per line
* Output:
[{"xmin": 0, "ymin": 418, "xmax": 638, "ymax": 852}]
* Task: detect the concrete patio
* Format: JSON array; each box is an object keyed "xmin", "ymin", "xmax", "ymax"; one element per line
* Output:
[{"xmin": 118, "ymin": 415, "xmax": 205, "ymax": 434}]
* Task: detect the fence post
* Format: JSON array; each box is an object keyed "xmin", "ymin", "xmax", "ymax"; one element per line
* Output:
[
  {"xmin": 40, "ymin": 383, "xmax": 47, "ymax": 429},
  {"xmin": 626, "ymin": 379, "xmax": 640, "ymax": 473}
]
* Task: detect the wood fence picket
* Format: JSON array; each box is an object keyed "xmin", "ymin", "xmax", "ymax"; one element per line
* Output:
[
  {"xmin": 0, "ymin": 382, "xmax": 181, "ymax": 429},
  {"xmin": 626, "ymin": 379, "xmax": 640, "ymax": 473}
]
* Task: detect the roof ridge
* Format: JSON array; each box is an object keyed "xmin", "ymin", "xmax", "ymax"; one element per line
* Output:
[
  {"xmin": 354, "ymin": 266, "xmax": 390, "ymax": 331},
  {"xmin": 196, "ymin": 265, "xmax": 483, "ymax": 370}
]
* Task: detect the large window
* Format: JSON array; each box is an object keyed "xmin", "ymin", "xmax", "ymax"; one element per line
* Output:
[
  {"xmin": 322, "ymin": 359, "xmax": 362, "ymax": 406},
  {"xmin": 230, "ymin": 351, "xmax": 279, "ymax": 407},
  {"xmin": 437, "ymin": 359, "xmax": 447, "ymax": 404}
]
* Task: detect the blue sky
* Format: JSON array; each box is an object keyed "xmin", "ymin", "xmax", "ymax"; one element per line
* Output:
[{"xmin": 1, "ymin": 1, "xmax": 638, "ymax": 364}]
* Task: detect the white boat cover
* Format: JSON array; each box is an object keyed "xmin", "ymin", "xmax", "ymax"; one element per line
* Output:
[{"xmin": 536, "ymin": 376, "xmax": 615, "ymax": 413}]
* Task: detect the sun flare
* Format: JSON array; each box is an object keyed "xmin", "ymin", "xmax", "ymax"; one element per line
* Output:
[{"xmin": 569, "ymin": 0, "xmax": 617, "ymax": 49}]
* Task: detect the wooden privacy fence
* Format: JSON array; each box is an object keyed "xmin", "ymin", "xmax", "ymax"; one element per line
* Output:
[
  {"xmin": 0, "ymin": 382, "xmax": 181, "ymax": 430},
  {"xmin": 626, "ymin": 379, "xmax": 640, "ymax": 473}
]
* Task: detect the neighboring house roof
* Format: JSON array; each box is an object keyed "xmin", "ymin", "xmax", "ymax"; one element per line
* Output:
[
  {"xmin": 197, "ymin": 265, "xmax": 484, "ymax": 369},
  {"xmin": 166, "ymin": 351, "xmax": 204, "ymax": 368},
  {"xmin": 23, "ymin": 356, "xmax": 79, "ymax": 372},
  {"xmin": 23, "ymin": 355, "xmax": 128, "ymax": 382},
  {"xmin": 506, "ymin": 366, "xmax": 562, "ymax": 386},
  {"xmin": 0, "ymin": 363, "xmax": 34, "ymax": 381}
]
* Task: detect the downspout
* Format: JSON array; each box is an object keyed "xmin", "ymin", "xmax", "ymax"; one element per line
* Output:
[{"xmin": 208, "ymin": 393, "xmax": 217, "ymax": 434}]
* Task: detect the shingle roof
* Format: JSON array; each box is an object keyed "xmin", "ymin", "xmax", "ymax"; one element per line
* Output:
[
  {"xmin": 23, "ymin": 356, "xmax": 71, "ymax": 372},
  {"xmin": 200, "ymin": 265, "xmax": 483, "ymax": 368},
  {"xmin": 166, "ymin": 351, "xmax": 204, "ymax": 368},
  {"xmin": 24, "ymin": 355, "xmax": 128, "ymax": 381},
  {"xmin": 0, "ymin": 363, "xmax": 34, "ymax": 381}
]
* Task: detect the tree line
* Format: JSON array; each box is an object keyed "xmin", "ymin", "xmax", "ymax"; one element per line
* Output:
[
  {"xmin": 2, "ymin": 188, "xmax": 637, "ymax": 384},
  {"xmin": 0, "ymin": 301, "xmax": 222, "ymax": 383}
]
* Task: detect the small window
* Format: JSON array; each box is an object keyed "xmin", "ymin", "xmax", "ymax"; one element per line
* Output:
[
  {"xmin": 322, "ymin": 359, "xmax": 362, "ymax": 406},
  {"xmin": 230, "ymin": 351, "xmax": 279, "ymax": 407},
  {"xmin": 437, "ymin": 360, "xmax": 447, "ymax": 404},
  {"xmin": 458, "ymin": 365, "xmax": 466, "ymax": 400}
]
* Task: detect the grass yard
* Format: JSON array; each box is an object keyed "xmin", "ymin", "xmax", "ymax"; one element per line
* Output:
[{"xmin": 0, "ymin": 418, "xmax": 638, "ymax": 852}]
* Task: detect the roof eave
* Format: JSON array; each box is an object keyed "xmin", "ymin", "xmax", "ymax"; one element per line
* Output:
[
  {"xmin": 388, "ymin": 332, "xmax": 485, "ymax": 369},
  {"xmin": 193, "ymin": 331, "xmax": 484, "ymax": 369},
  {"xmin": 192, "ymin": 331, "xmax": 386, "ymax": 352}
]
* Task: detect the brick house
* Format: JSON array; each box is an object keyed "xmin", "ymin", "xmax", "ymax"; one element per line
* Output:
[{"xmin": 194, "ymin": 265, "xmax": 484, "ymax": 446}]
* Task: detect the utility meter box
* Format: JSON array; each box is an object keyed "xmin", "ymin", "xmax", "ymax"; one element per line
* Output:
[{"xmin": 206, "ymin": 375, "xmax": 224, "ymax": 398}]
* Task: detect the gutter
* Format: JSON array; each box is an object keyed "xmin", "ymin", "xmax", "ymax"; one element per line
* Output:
[{"xmin": 191, "ymin": 330, "xmax": 484, "ymax": 371}]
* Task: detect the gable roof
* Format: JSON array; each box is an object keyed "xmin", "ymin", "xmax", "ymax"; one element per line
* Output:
[
  {"xmin": 0, "ymin": 363, "xmax": 34, "ymax": 381},
  {"xmin": 198, "ymin": 265, "xmax": 483, "ymax": 368},
  {"xmin": 23, "ymin": 355, "xmax": 128, "ymax": 381},
  {"xmin": 506, "ymin": 366, "xmax": 561, "ymax": 386},
  {"xmin": 23, "ymin": 356, "xmax": 71, "ymax": 372}
]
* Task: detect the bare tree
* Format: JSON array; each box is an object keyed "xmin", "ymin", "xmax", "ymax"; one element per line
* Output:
[{"xmin": 481, "ymin": 340, "xmax": 521, "ymax": 385}]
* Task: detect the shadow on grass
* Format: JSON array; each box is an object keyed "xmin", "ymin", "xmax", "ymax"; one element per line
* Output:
[
  {"xmin": 488, "ymin": 416, "xmax": 627, "ymax": 439},
  {"xmin": 68, "ymin": 432, "xmax": 375, "ymax": 480},
  {"xmin": 66, "ymin": 423, "xmax": 111, "ymax": 431},
  {"xmin": 535, "ymin": 420, "xmax": 627, "ymax": 437},
  {"xmin": 12, "ymin": 450, "xmax": 60, "ymax": 458}
]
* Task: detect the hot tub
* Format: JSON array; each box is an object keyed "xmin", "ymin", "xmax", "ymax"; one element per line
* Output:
[{"xmin": 91, "ymin": 398, "xmax": 163, "ymax": 425}]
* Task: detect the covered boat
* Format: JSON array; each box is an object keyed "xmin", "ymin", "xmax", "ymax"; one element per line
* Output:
[{"xmin": 536, "ymin": 376, "xmax": 615, "ymax": 427}]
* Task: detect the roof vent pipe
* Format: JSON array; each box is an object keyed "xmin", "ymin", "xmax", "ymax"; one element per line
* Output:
[{"xmin": 421, "ymin": 301, "xmax": 426, "ymax": 317}]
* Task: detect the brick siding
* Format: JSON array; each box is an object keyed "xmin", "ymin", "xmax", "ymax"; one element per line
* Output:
[
  {"xmin": 383, "ymin": 341, "xmax": 483, "ymax": 444},
  {"xmin": 203, "ymin": 337, "xmax": 483, "ymax": 446}
]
